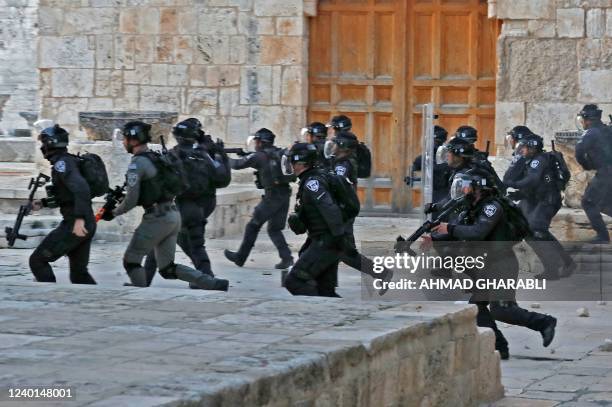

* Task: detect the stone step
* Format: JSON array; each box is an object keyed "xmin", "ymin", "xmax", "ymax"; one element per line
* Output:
[
  {"xmin": 0, "ymin": 214, "xmax": 61, "ymax": 249},
  {"xmin": 0, "ymin": 137, "xmax": 36, "ymax": 162},
  {"xmin": 0, "ymin": 161, "xmax": 36, "ymax": 176}
]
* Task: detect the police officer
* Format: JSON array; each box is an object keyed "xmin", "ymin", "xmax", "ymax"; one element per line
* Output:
[
  {"xmin": 325, "ymin": 131, "xmax": 359, "ymax": 185},
  {"xmin": 29, "ymin": 125, "xmax": 97, "ymax": 284},
  {"xmin": 575, "ymin": 104, "xmax": 612, "ymax": 243},
  {"xmin": 102, "ymin": 121, "xmax": 229, "ymax": 290},
  {"xmin": 502, "ymin": 125, "xmax": 535, "ymax": 186},
  {"xmin": 326, "ymin": 114, "xmax": 353, "ymax": 137},
  {"xmin": 432, "ymin": 169, "xmax": 557, "ymax": 359},
  {"xmin": 302, "ymin": 121, "xmax": 329, "ymax": 169},
  {"xmin": 142, "ymin": 118, "xmax": 229, "ymax": 288},
  {"xmin": 505, "ymin": 134, "xmax": 575, "ymax": 279},
  {"xmin": 224, "ymin": 128, "xmax": 294, "ymax": 269},
  {"xmin": 411, "ymin": 125, "xmax": 451, "ymax": 205}
]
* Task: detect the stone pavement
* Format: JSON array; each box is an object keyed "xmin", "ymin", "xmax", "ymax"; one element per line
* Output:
[{"xmin": 0, "ymin": 216, "xmax": 610, "ymax": 406}]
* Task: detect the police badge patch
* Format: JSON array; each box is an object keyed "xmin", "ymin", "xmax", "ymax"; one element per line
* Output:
[
  {"xmin": 54, "ymin": 160, "xmax": 66, "ymax": 173},
  {"xmin": 127, "ymin": 172, "xmax": 139, "ymax": 187},
  {"xmin": 484, "ymin": 204, "xmax": 497, "ymax": 218},
  {"xmin": 530, "ymin": 160, "xmax": 540, "ymax": 169},
  {"xmin": 306, "ymin": 179, "xmax": 319, "ymax": 192},
  {"xmin": 335, "ymin": 166, "xmax": 346, "ymax": 176}
]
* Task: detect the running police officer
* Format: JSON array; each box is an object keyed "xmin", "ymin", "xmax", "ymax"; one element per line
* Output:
[
  {"xmin": 432, "ymin": 169, "xmax": 557, "ymax": 360},
  {"xmin": 575, "ymin": 104, "xmax": 612, "ymax": 243},
  {"xmin": 102, "ymin": 121, "xmax": 229, "ymax": 290},
  {"xmin": 224, "ymin": 128, "xmax": 294, "ymax": 269},
  {"xmin": 505, "ymin": 134, "xmax": 575, "ymax": 279},
  {"xmin": 29, "ymin": 125, "xmax": 97, "ymax": 284},
  {"xmin": 143, "ymin": 118, "xmax": 229, "ymax": 288},
  {"xmin": 301, "ymin": 121, "xmax": 329, "ymax": 169},
  {"xmin": 503, "ymin": 125, "xmax": 535, "ymax": 187}
]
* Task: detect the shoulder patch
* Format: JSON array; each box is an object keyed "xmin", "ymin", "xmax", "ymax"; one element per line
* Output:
[
  {"xmin": 306, "ymin": 179, "xmax": 320, "ymax": 192},
  {"xmin": 127, "ymin": 171, "xmax": 139, "ymax": 187},
  {"xmin": 335, "ymin": 165, "xmax": 347, "ymax": 176},
  {"xmin": 484, "ymin": 204, "xmax": 497, "ymax": 218},
  {"xmin": 54, "ymin": 160, "xmax": 66, "ymax": 173},
  {"xmin": 128, "ymin": 163, "xmax": 138, "ymax": 170},
  {"xmin": 530, "ymin": 160, "xmax": 540, "ymax": 169}
]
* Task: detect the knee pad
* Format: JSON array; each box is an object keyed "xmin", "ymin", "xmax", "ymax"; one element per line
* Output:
[
  {"xmin": 158, "ymin": 263, "xmax": 178, "ymax": 279},
  {"xmin": 123, "ymin": 259, "xmax": 142, "ymax": 273}
]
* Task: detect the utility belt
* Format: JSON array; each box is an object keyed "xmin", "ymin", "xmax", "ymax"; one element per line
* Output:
[{"xmin": 144, "ymin": 201, "xmax": 176, "ymax": 216}]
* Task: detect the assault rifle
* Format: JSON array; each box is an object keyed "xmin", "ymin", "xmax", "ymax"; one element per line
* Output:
[
  {"xmin": 95, "ymin": 184, "xmax": 126, "ymax": 223},
  {"xmin": 159, "ymin": 135, "xmax": 168, "ymax": 154},
  {"xmin": 223, "ymin": 148, "xmax": 250, "ymax": 156},
  {"xmin": 5, "ymin": 173, "xmax": 50, "ymax": 247},
  {"xmin": 395, "ymin": 197, "xmax": 468, "ymax": 255}
]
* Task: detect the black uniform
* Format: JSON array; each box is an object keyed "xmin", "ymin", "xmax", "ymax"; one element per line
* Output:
[
  {"xmin": 434, "ymin": 195, "xmax": 556, "ymax": 356},
  {"xmin": 505, "ymin": 152, "xmax": 574, "ymax": 275},
  {"xmin": 229, "ymin": 147, "xmax": 293, "ymax": 263},
  {"xmin": 30, "ymin": 151, "xmax": 97, "ymax": 284},
  {"xmin": 412, "ymin": 149, "xmax": 452, "ymax": 205},
  {"xmin": 284, "ymin": 168, "xmax": 348, "ymax": 296},
  {"xmin": 313, "ymin": 139, "xmax": 330, "ymax": 170},
  {"xmin": 575, "ymin": 122, "xmax": 612, "ymax": 241},
  {"xmin": 143, "ymin": 143, "xmax": 226, "ymax": 285}
]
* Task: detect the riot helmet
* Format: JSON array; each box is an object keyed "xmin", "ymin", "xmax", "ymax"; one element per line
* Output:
[
  {"xmin": 172, "ymin": 118, "xmax": 202, "ymax": 144},
  {"xmin": 301, "ymin": 122, "xmax": 328, "ymax": 142},
  {"xmin": 515, "ymin": 134, "xmax": 544, "ymax": 158},
  {"xmin": 505, "ymin": 125, "xmax": 534, "ymax": 149},
  {"xmin": 453, "ymin": 126, "xmax": 478, "ymax": 144},
  {"xmin": 436, "ymin": 137, "xmax": 475, "ymax": 166},
  {"xmin": 39, "ymin": 124, "xmax": 69, "ymax": 159},
  {"xmin": 123, "ymin": 121, "xmax": 152, "ymax": 144},
  {"xmin": 327, "ymin": 115, "xmax": 352, "ymax": 131},
  {"xmin": 449, "ymin": 169, "xmax": 495, "ymax": 200},
  {"xmin": 576, "ymin": 104, "xmax": 603, "ymax": 131},
  {"xmin": 247, "ymin": 128, "xmax": 275, "ymax": 151},
  {"xmin": 281, "ymin": 142, "xmax": 319, "ymax": 176},
  {"xmin": 323, "ymin": 131, "xmax": 358, "ymax": 159},
  {"xmin": 434, "ymin": 125, "xmax": 449, "ymax": 145}
]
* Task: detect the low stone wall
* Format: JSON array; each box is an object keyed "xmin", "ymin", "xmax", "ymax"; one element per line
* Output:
[{"xmin": 0, "ymin": 281, "xmax": 504, "ymax": 406}]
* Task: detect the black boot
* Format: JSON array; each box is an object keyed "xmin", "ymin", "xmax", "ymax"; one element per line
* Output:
[
  {"xmin": 275, "ymin": 258, "xmax": 294, "ymax": 270},
  {"xmin": 540, "ymin": 316, "xmax": 557, "ymax": 347},
  {"xmin": 127, "ymin": 268, "xmax": 148, "ymax": 287},
  {"xmin": 224, "ymin": 249, "xmax": 246, "ymax": 267}
]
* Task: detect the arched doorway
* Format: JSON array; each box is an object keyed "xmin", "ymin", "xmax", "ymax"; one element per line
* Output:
[{"xmin": 308, "ymin": 0, "xmax": 499, "ymax": 213}]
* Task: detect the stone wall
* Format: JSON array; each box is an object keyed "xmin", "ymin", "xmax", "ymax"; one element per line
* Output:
[
  {"xmin": 38, "ymin": 0, "xmax": 309, "ymax": 146},
  {"xmin": 493, "ymin": 0, "xmax": 612, "ymax": 149},
  {"xmin": 0, "ymin": 0, "xmax": 39, "ymax": 135}
]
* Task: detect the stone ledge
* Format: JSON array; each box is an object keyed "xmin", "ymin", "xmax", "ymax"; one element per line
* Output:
[{"xmin": 0, "ymin": 283, "xmax": 503, "ymax": 406}]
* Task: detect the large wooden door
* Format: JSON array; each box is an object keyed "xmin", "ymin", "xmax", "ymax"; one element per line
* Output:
[{"xmin": 308, "ymin": 0, "xmax": 498, "ymax": 213}]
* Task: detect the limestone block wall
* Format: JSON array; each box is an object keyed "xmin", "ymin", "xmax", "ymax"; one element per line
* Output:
[
  {"xmin": 493, "ymin": 0, "xmax": 612, "ymax": 149},
  {"xmin": 38, "ymin": 0, "xmax": 309, "ymax": 146},
  {"xmin": 0, "ymin": 0, "xmax": 39, "ymax": 134}
]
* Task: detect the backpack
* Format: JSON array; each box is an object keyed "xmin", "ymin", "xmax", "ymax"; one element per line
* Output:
[
  {"xmin": 210, "ymin": 154, "xmax": 232, "ymax": 189},
  {"xmin": 355, "ymin": 142, "xmax": 372, "ymax": 178},
  {"xmin": 175, "ymin": 149, "xmax": 214, "ymax": 198},
  {"xmin": 267, "ymin": 147, "xmax": 296, "ymax": 186},
  {"xmin": 499, "ymin": 197, "xmax": 532, "ymax": 241},
  {"xmin": 73, "ymin": 153, "xmax": 109, "ymax": 198},
  {"xmin": 145, "ymin": 151, "xmax": 189, "ymax": 200},
  {"xmin": 547, "ymin": 151, "xmax": 571, "ymax": 191},
  {"xmin": 321, "ymin": 170, "xmax": 360, "ymax": 220}
]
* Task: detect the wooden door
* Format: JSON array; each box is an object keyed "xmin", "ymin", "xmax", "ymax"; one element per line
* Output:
[{"xmin": 308, "ymin": 0, "xmax": 498, "ymax": 212}]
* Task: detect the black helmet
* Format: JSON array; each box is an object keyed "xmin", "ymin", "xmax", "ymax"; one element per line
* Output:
[
  {"xmin": 287, "ymin": 142, "xmax": 319, "ymax": 164},
  {"xmin": 446, "ymin": 137, "xmax": 475, "ymax": 157},
  {"xmin": 578, "ymin": 104, "xmax": 602, "ymax": 120},
  {"xmin": 508, "ymin": 125, "xmax": 534, "ymax": 142},
  {"xmin": 434, "ymin": 125, "xmax": 448, "ymax": 143},
  {"xmin": 328, "ymin": 115, "xmax": 352, "ymax": 131},
  {"xmin": 454, "ymin": 126, "xmax": 478, "ymax": 144},
  {"xmin": 516, "ymin": 134, "xmax": 544, "ymax": 152},
  {"xmin": 333, "ymin": 131, "xmax": 358, "ymax": 149},
  {"xmin": 123, "ymin": 121, "xmax": 152, "ymax": 143},
  {"xmin": 450, "ymin": 168, "xmax": 496, "ymax": 200},
  {"xmin": 305, "ymin": 122, "xmax": 328, "ymax": 139},
  {"xmin": 39, "ymin": 124, "xmax": 69, "ymax": 149},
  {"xmin": 253, "ymin": 128, "xmax": 275, "ymax": 144},
  {"xmin": 173, "ymin": 118, "xmax": 201, "ymax": 141}
]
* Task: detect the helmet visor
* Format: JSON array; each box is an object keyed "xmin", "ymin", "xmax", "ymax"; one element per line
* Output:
[
  {"xmin": 450, "ymin": 176, "xmax": 472, "ymax": 200},
  {"xmin": 435, "ymin": 144, "xmax": 450, "ymax": 165},
  {"xmin": 246, "ymin": 135, "xmax": 257, "ymax": 151},
  {"xmin": 575, "ymin": 115, "xmax": 586, "ymax": 132},
  {"xmin": 281, "ymin": 153, "xmax": 294, "ymax": 176},
  {"xmin": 323, "ymin": 140, "xmax": 337, "ymax": 159},
  {"xmin": 300, "ymin": 127, "xmax": 309, "ymax": 142}
]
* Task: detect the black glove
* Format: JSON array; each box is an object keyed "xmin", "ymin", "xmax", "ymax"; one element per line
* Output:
[
  {"xmin": 101, "ymin": 206, "xmax": 115, "ymax": 221},
  {"xmin": 288, "ymin": 213, "xmax": 306, "ymax": 235}
]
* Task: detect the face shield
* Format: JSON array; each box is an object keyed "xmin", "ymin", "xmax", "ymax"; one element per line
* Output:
[
  {"xmin": 435, "ymin": 144, "xmax": 450, "ymax": 165},
  {"xmin": 514, "ymin": 141, "xmax": 531, "ymax": 158},
  {"xmin": 323, "ymin": 140, "xmax": 337, "ymax": 159},
  {"xmin": 300, "ymin": 127, "xmax": 310, "ymax": 142},
  {"xmin": 281, "ymin": 154, "xmax": 294, "ymax": 176},
  {"xmin": 575, "ymin": 115, "xmax": 586, "ymax": 132},
  {"xmin": 450, "ymin": 176, "xmax": 473, "ymax": 200},
  {"xmin": 246, "ymin": 135, "xmax": 258, "ymax": 151},
  {"xmin": 112, "ymin": 128, "xmax": 124, "ymax": 148}
]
